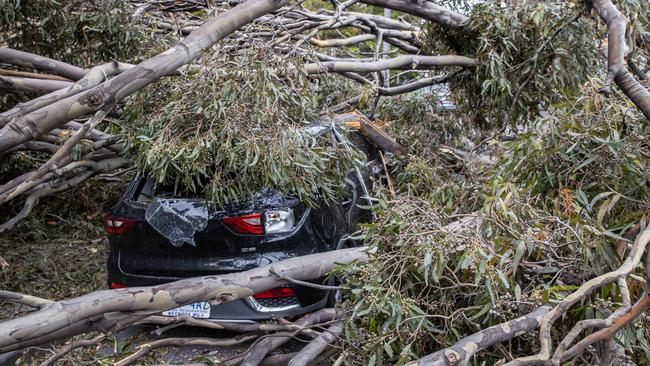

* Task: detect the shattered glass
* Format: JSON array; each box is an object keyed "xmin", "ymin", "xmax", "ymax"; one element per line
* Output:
[{"xmin": 145, "ymin": 199, "xmax": 209, "ymax": 247}]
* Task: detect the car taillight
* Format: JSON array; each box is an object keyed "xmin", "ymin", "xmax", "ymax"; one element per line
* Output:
[
  {"xmin": 254, "ymin": 287, "xmax": 296, "ymax": 299},
  {"xmin": 104, "ymin": 214, "xmax": 136, "ymax": 235},
  {"xmin": 109, "ymin": 282, "xmax": 128, "ymax": 289},
  {"xmin": 222, "ymin": 213, "xmax": 263, "ymax": 235}
]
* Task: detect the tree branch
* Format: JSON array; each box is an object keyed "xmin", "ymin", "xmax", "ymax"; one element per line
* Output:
[
  {"xmin": 358, "ymin": 0, "xmax": 468, "ymax": 31},
  {"xmin": 406, "ymin": 306, "xmax": 552, "ymax": 366},
  {"xmin": 304, "ymin": 55, "xmax": 476, "ymax": 74},
  {"xmin": 0, "ymin": 290, "xmax": 54, "ymax": 308},
  {"xmin": 592, "ymin": 0, "xmax": 650, "ymax": 121},
  {"xmin": 0, "ymin": 48, "xmax": 86, "ymax": 81}
]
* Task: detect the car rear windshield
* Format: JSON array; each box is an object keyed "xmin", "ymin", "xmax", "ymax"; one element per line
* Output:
[{"xmin": 133, "ymin": 178, "xmax": 205, "ymax": 202}]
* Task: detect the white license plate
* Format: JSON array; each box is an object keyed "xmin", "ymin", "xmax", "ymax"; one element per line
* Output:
[{"xmin": 162, "ymin": 302, "xmax": 211, "ymax": 319}]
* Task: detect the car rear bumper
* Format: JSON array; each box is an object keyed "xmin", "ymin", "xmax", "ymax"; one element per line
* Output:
[{"xmin": 107, "ymin": 251, "xmax": 329, "ymax": 321}]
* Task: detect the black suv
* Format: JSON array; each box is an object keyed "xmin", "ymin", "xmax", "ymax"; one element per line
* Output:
[{"xmin": 104, "ymin": 123, "xmax": 381, "ymax": 321}]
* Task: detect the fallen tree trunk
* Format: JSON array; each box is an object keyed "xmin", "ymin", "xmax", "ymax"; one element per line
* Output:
[{"xmin": 0, "ymin": 246, "xmax": 368, "ymax": 352}]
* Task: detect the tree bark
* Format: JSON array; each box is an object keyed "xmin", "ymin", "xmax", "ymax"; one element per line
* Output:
[
  {"xmin": 0, "ymin": 76, "xmax": 72, "ymax": 94},
  {"xmin": 287, "ymin": 321, "xmax": 343, "ymax": 366}
]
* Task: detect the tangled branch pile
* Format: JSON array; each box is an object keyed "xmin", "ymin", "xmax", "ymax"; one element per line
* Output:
[{"xmin": 0, "ymin": 0, "xmax": 649, "ymax": 365}]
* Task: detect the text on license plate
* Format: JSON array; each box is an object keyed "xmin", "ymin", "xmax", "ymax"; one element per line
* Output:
[{"xmin": 162, "ymin": 302, "xmax": 211, "ymax": 319}]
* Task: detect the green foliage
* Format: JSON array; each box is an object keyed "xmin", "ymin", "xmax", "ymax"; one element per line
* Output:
[
  {"xmin": 343, "ymin": 84, "xmax": 650, "ymax": 364},
  {"xmin": 501, "ymin": 91, "xmax": 649, "ymax": 227},
  {"xmin": 373, "ymin": 92, "xmax": 484, "ymax": 213},
  {"xmin": 340, "ymin": 197, "xmax": 533, "ymax": 365},
  {"xmin": 426, "ymin": 0, "xmax": 598, "ymax": 124},
  {"xmin": 124, "ymin": 49, "xmax": 364, "ymax": 206},
  {"xmin": 0, "ymin": 0, "xmax": 149, "ymax": 67}
]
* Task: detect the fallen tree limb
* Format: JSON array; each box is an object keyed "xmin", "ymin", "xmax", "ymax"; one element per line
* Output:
[
  {"xmin": 237, "ymin": 309, "xmax": 339, "ymax": 366},
  {"xmin": 0, "ymin": 76, "xmax": 73, "ymax": 94},
  {"xmin": 138, "ymin": 315, "xmax": 317, "ymax": 336},
  {"xmin": 0, "ymin": 247, "xmax": 367, "ymax": 352},
  {"xmin": 561, "ymin": 293, "xmax": 650, "ymax": 362},
  {"xmin": 304, "ymin": 55, "xmax": 476, "ymax": 74},
  {"xmin": 0, "ymin": 61, "xmax": 132, "ymax": 126},
  {"xmin": 405, "ymin": 306, "xmax": 552, "ymax": 366},
  {"xmin": 0, "ymin": 290, "xmax": 54, "ymax": 309},
  {"xmin": 504, "ymin": 224, "xmax": 650, "ymax": 366},
  {"xmin": 358, "ymin": 0, "xmax": 468, "ymax": 31},
  {"xmin": 0, "ymin": 69, "xmax": 71, "ymax": 81}
]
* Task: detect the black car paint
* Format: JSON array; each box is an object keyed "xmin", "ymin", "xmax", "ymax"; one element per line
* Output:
[{"xmin": 106, "ymin": 128, "xmax": 379, "ymax": 320}]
